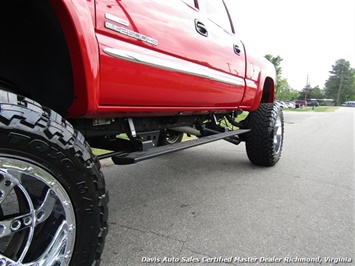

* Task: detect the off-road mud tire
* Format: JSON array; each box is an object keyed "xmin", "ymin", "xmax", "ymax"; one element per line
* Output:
[
  {"xmin": 245, "ymin": 103, "xmax": 284, "ymax": 166},
  {"xmin": 0, "ymin": 91, "xmax": 108, "ymax": 265}
]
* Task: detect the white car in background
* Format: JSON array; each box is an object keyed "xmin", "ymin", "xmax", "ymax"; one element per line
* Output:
[{"xmin": 284, "ymin": 101, "xmax": 295, "ymax": 108}]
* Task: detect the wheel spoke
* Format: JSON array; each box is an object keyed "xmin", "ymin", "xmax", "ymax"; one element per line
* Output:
[
  {"xmin": 0, "ymin": 158, "xmax": 76, "ymax": 265},
  {"xmin": 0, "ymin": 212, "xmax": 34, "ymax": 238},
  {"xmin": 34, "ymin": 189, "xmax": 56, "ymax": 226},
  {"xmin": 32, "ymin": 220, "xmax": 74, "ymax": 266},
  {"xmin": 0, "ymin": 188, "xmax": 55, "ymax": 236},
  {"xmin": 0, "ymin": 171, "xmax": 18, "ymax": 204},
  {"xmin": 0, "ymin": 169, "xmax": 36, "ymax": 264}
]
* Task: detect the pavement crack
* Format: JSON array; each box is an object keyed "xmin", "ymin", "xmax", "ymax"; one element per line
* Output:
[
  {"xmin": 182, "ymin": 247, "xmax": 211, "ymax": 258},
  {"xmin": 178, "ymin": 237, "xmax": 187, "ymax": 256},
  {"xmin": 116, "ymin": 223, "xmax": 186, "ymax": 244},
  {"xmin": 160, "ymin": 163, "xmax": 188, "ymax": 174},
  {"xmin": 115, "ymin": 223, "xmax": 147, "ymax": 234},
  {"xmin": 143, "ymin": 226, "xmax": 186, "ymax": 243}
]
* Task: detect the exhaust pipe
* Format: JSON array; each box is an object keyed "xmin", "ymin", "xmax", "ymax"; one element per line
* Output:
[{"xmin": 168, "ymin": 126, "xmax": 201, "ymax": 137}]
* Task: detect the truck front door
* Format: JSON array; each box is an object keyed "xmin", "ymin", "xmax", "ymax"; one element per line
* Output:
[{"xmin": 96, "ymin": 0, "xmax": 224, "ymax": 109}]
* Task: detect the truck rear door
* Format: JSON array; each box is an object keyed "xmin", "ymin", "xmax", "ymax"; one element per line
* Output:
[{"xmin": 199, "ymin": 0, "xmax": 246, "ymax": 106}]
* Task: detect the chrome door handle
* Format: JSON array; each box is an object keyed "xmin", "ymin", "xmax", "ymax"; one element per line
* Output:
[
  {"xmin": 233, "ymin": 44, "xmax": 241, "ymax": 55},
  {"xmin": 195, "ymin": 19, "xmax": 208, "ymax": 37}
]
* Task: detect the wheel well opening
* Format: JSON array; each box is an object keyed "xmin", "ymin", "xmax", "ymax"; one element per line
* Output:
[
  {"xmin": 0, "ymin": 0, "xmax": 74, "ymax": 115},
  {"xmin": 261, "ymin": 77, "xmax": 275, "ymax": 103}
]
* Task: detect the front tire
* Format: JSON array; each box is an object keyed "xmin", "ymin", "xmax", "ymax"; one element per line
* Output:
[
  {"xmin": 245, "ymin": 103, "xmax": 284, "ymax": 166},
  {"xmin": 0, "ymin": 92, "xmax": 108, "ymax": 265}
]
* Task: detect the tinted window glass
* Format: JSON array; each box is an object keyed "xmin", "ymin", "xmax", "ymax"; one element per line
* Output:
[{"xmin": 204, "ymin": 0, "xmax": 232, "ymax": 32}]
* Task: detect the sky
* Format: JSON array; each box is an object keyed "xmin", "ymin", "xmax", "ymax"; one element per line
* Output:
[{"xmin": 225, "ymin": 0, "xmax": 355, "ymax": 91}]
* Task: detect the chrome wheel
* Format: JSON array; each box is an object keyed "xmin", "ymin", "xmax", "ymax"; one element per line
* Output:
[
  {"xmin": 158, "ymin": 131, "xmax": 184, "ymax": 146},
  {"xmin": 0, "ymin": 91, "xmax": 108, "ymax": 265},
  {"xmin": 0, "ymin": 156, "xmax": 76, "ymax": 266},
  {"xmin": 274, "ymin": 114, "xmax": 283, "ymax": 154},
  {"xmin": 165, "ymin": 133, "xmax": 182, "ymax": 144}
]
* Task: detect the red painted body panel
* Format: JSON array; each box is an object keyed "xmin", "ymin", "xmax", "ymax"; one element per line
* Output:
[
  {"xmin": 53, "ymin": 0, "xmax": 275, "ymax": 118},
  {"xmin": 244, "ymin": 50, "xmax": 276, "ymax": 111},
  {"xmin": 96, "ymin": 0, "xmax": 245, "ymax": 114},
  {"xmin": 50, "ymin": 0, "xmax": 100, "ymax": 117}
]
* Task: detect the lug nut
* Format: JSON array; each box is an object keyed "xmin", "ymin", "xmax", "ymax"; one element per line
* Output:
[
  {"xmin": 10, "ymin": 220, "xmax": 21, "ymax": 231},
  {"xmin": 23, "ymin": 217, "xmax": 32, "ymax": 226}
]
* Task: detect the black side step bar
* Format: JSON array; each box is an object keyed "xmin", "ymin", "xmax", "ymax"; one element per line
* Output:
[{"xmin": 111, "ymin": 129, "xmax": 250, "ymax": 165}]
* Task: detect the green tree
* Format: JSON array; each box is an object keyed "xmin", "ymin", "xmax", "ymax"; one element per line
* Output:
[
  {"xmin": 265, "ymin": 54, "xmax": 283, "ymax": 77},
  {"xmin": 289, "ymin": 89, "xmax": 301, "ymax": 100},
  {"xmin": 277, "ymin": 80, "xmax": 300, "ymax": 101},
  {"xmin": 265, "ymin": 54, "xmax": 293, "ymax": 100},
  {"xmin": 309, "ymin": 86, "xmax": 325, "ymax": 99},
  {"xmin": 324, "ymin": 59, "xmax": 355, "ymax": 105},
  {"xmin": 299, "ymin": 85, "xmax": 325, "ymax": 100},
  {"xmin": 299, "ymin": 84, "xmax": 311, "ymax": 101}
]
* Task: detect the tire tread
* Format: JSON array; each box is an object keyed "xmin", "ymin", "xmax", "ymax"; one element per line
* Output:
[
  {"xmin": 0, "ymin": 91, "xmax": 108, "ymax": 265},
  {"xmin": 245, "ymin": 103, "xmax": 284, "ymax": 166}
]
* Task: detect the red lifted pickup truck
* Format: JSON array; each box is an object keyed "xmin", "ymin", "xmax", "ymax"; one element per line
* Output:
[{"xmin": 0, "ymin": 0, "xmax": 283, "ymax": 265}]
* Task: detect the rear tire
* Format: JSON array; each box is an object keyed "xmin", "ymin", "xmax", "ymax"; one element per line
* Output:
[
  {"xmin": 158, "ymin": 130, "xmax": 184, "ymax": 146},
  {"xmin": 245, "ymin": 103, "xmax": 284, "ymax": 166},
  {"xmin": 0, "ymin": 91, "xmax": 108, "ymax": 265}
]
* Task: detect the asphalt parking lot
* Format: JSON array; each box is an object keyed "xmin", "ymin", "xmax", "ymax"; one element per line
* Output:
[{"xmin": 101, "ymin": 108, "xmax": 354, "ymax": 266}]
